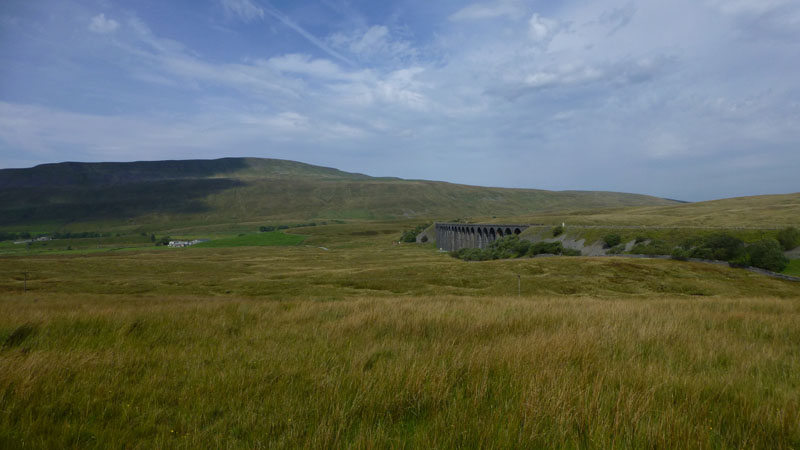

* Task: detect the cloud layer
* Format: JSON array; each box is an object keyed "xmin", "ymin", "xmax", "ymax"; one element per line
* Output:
[{"xmin": 0, "ymin": 0, "xmax": 798, "ymax": 201}]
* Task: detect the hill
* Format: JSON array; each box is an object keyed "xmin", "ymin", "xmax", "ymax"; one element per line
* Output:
[
  {"xmin": 507, "ymin": 193, "xmax": 800, "ymax": 229},
  {"xmin": 0, "ymin": 157, "xmax": 677, "ymax": 228}
]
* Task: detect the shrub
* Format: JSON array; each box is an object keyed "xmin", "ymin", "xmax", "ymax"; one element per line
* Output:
[
  {"xmin": 277, "ymin": 225, "xmax": 289, "ymax": 230},
  {"xmin": 603, "ymin": 233, "xmax": 622, "ymax": 247},
  {"xmin": 777, "ymin": 227, "xmax": 799, "ymax": 251},
  {"xmin": 400, "ymin": 223, "xmax": 432, "ymax": 243},
  {"xmin": 259, "ymin": 226, "xmax": 276, "ymax": 232},
  {"xmin": 689, "ymin": 247, "xmax": 714, "ymax": 260},
  {"xmin": 515, "ymin": 239, "xmax": 531, "ymax": 256},
  {"xmin": 607, "ymin": 244, "xmax": 626, "ymax": 255},
  {"xmin": 745, "ymin": 239, "xmax": 789, "ymax": 272},
  {"xmin": 552, "ymin": 225, "xmax": 563, "ymax": 237},
  {"xmin": 451, "ymin": 236, "xmax": 582, "ymax": 261},
  {"xmin": 630, "ymin": 240, "xmax": 673, "ymax": 256},
  {"xmin": 456, "ymin": 248, "xmax": 485, "ymax": 261},
  {"xmin": 728, "ymin": 254, "xmax": 751, "ymax": 268},
  {"xmin": 603, "ymin": 234, "xmax": 622, "ymax": 248},
  {"xmin": 487, "ymin": 235, "xmax": 529, "ymax": 258},
  {"xmin": 671, "ymin": 248, "xmax": 690, "ymax": 261},
  {"xmin": 529, "ymin": 241, "xmax": 564, "ymax": 256},
  {"xmin": 634, "ymin": 236, "xmax": 648, "ymax": 244},
  {"xmin": 679, "ymin": 237, "xmax": 701, "ymax": 250},
  {"xmin": 702, "ymin": 233, "xmax": 744, "ymax": 261},
  {"xmin": 400, "ymin": 230, "xmax": 418, "ymax": 243}
]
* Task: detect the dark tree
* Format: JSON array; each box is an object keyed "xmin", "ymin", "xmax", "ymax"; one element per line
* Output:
[{"xmin": 777, "ymin": 227, "xmax": 799, "ymax": 251}]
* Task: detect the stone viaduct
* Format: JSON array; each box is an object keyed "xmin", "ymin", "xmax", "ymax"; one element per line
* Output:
[{"xmin": 435, "ymin": 222, "xmax": 530, "ymax": 252}]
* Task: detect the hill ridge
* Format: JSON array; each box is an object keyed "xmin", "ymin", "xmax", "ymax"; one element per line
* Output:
[
  {"xmin": 0, "ymin": 157, "xmax": 679, "ymax": 227},
  {"xmin": 0, "ymin": 157, "xmax": 376, "ymax": 188}
]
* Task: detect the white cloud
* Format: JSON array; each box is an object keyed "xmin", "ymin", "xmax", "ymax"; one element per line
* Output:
[
  {"xmin": 528, "ymin": 13, "xmax": 559, "ymax": 44},
  {"xmin": 328, "ymin": 25, "xmax": 417, "ymax": 66},
  {"xmin": 266, "ymin": 54, "xmax": 355, "ymax": 80},
  {"xmin": 375, "ymin": 67, "xmax": 428, "ymax": 109},
  {"xmin": 524, "ymin": 64, "xmax": 603, "ymax": 89},
  {"xmin": 88, "ymin": 13, "xmax": 119, "ymax": 34},
  {"xmin": 220, "ymin": 0, "xmax": 264, "ymax": 22},
  {"xmin": 350, "ymin": 26, "xmax": 389, "ymax": 54},
  {"xmin": 449, "ymin": 1, "xmax": 523, "ymax": 21}
]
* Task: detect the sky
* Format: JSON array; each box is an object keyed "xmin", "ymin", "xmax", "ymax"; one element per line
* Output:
[{"xmin": 0, "ymin": 0, "xmax": 798, "ymax": 201}]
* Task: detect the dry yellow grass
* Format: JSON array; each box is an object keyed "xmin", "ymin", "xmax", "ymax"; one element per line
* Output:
[
  {"xmin": 1, "ymin": 237, "xmax": 799, "ymax": 448},
  {"xmin": 504, "ymin": 192, "xmax": 800, "ymax": 228},
  {"xmin": 2, "ymin": 293, "xmax": 799, "ymax": 448}
]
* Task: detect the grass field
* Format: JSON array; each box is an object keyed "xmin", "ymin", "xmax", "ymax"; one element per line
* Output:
[
  {"xmin": 784, "ymin": 259, "xmax": 800, "ymax": 277},
  {"xmin": 3, "ymin": 293, "xmax": 799, "ymax": 448},
  {"xmin": 194, "ymin": 231, "xmax": 307, "ymax": 248},
  {"xmin": 507, "ymin": 193, "xmax": 800, "ymax": 229},
  {"xmin": 1, "ymin": 225, "xmax": 800, "ymax": 448}
]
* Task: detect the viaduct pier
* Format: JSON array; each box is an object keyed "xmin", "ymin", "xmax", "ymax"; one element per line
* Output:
[{"xmin": 435, "ymin": 222, "xmax": 530, "ymax": 252}]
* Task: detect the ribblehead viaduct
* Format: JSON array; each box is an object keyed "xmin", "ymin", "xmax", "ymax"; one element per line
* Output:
[{"xmin": 435, "ymin": 222, "xmax": 530, "ymax": 252}]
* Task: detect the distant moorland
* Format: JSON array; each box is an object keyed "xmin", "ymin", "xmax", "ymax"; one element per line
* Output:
[
  {"xmin": 0, "ymin": 157, "xmax": 678, "ymax": 229},
  {"xmin": 1, "ymin": 158, "xmax": 798, "ymax": 448}
]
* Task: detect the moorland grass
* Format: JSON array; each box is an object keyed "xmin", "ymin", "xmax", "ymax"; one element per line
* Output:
[
  {"xmin": 193, "ymin": 231, "xmax": 307, "ymax": 248},
  {"xmin": 506, "ymin": 193, "xmax": 800, "ymax": 229},
  {"xmin": 1, "ymin": 229, "xmax": 799, "ymax": 448},
  {"xmin": 2, "ymin": 244, "xmax": 798, "ymax": 300},
  {"xmin": 1, "ymin": 293, "xmax": 799, "ymax": 448}
]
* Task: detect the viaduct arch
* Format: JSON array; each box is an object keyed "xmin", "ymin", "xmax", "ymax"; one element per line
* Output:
[{"xmin": 435, "ymin": 222, "xmax": 530, "ymax": 252}]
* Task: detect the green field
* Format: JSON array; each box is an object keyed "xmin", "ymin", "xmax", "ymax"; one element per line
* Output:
[
  {"xmin": 784, "ymin": 259, "xmax": 800, "ymax": 277},
  {"xmin": 1, "ymin": 223, "xmax": 800, "ymax": 448},
  {"xmin": 194, "ymin": 231, "xmax": 307, "ymax": 248}
]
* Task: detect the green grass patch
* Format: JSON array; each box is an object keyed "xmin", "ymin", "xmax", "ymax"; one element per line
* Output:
[
  {"xmin": 193, "ymin": 231, "xmax": 306, "ymax": 248},
  {"xmin": 783, "ymin": 259, "xmax": 800, "ymax": 277}
]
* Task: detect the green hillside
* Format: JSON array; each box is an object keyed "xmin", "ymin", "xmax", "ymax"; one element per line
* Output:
[
  {"xmin": 0, "ymin": 157, "xmax": 677, "ymax": 228},
  {"xmin": 506, "ymin": 193, "xmax": 800, "ymax": 228}
]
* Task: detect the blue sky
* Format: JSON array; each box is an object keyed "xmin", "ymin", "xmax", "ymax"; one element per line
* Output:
[{"xmin": 1, "ymin": 0, "xmax": 798, "ymax": 201}]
